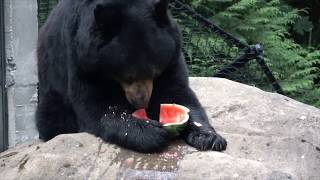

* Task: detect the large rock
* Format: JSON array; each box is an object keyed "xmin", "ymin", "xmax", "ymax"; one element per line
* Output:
[{"xmin": 1, "ymin": 78, "xmax": 319, "ymax": 180}]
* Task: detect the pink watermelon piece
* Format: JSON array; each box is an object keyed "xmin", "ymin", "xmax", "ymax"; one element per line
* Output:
[
  {"xmin": 132, "ymin": 109, "xmax": 149, "ymax": 120},
  {"xmin": 132, "ymin": 104, "xmax": 189, "ymax": 125}
]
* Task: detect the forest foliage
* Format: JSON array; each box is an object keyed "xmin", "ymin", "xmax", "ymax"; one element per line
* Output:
[{"xmin": 178, "ymin": 0, "xmax": 320, "ymax": 107}]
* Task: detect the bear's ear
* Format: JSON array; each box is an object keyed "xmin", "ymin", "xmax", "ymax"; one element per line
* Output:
[
  {"xmin": 94, "ymin": 4, "xmax": 122, "ymax": 26},
  {"xmin": 153, "ymin": 0, "xmax": 169, "ymax": 26}
]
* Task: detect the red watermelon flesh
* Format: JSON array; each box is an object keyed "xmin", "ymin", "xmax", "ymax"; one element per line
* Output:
[
  {"xmin": 132, "ymin": 104, "xmax": 190, "ymax": 124},
  {"xmin": 132, "ymin": 109, "xmax": 149, "ymax": 120},
  {"xmin": 159, "ymin": 104, "xmax": 190, "ymax": 125}
]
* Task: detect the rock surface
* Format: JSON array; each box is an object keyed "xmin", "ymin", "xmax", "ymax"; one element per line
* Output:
[{"xmin": 1, "ymin": 78, "xmax": 320, "ymax": 180}]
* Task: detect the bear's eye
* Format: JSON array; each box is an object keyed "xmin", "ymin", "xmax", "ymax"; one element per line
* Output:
[{"xmin": 94, "ymin": 4, "xmax": 123, "ymax": 42}]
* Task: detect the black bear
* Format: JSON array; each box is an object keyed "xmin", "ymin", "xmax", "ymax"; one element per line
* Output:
[{"xmin": 36, "ymin": 0, "xmax": 227, "ymax": 153}]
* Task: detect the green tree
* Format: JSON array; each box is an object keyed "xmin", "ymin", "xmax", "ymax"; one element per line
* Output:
[{"xmin": 179, "ymin": 0, "xmax": 320, "ymax": 107}]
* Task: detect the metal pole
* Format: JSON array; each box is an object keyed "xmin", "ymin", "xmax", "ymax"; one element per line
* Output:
[
  {"xmin": 213, "ymin": 48, "xmax": 256, "ymax": 78},
  {"xmin": 253, "ymin": 44, "xmax": 284, "ymax": 94},
  {"xmin": 256, "ymin": 57, "xmax": 284, "ymax": 94},
  {"xmin": 0, "ymin": 0, "xmax": 8, "ymax": 152}
]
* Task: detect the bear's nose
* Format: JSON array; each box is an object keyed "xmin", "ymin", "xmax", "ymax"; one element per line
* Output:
[
  {"xmin": 121, "ymin": 79, "xmax": 153, "ymax": 108},
  {"xmin": 128, "ymin": 95, "xmax": 150, "ymax": 109}
]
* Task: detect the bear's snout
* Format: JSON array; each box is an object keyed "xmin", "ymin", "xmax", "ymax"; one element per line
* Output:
[{"xmin": 121, "ymin": 80, "xmax": 153, "ymax": 108}]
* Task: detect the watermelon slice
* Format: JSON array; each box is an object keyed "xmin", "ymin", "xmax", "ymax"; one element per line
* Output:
[
  {"xmin": 132, "ymin": 104, "xmax": 190, "ymax": 136},
  {"xmin": 160, "ymin": 104, "xmax": 190, "ymax": 136}
]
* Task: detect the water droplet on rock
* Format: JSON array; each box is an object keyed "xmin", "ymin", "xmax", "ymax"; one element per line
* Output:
[
  {"xmin": 194, "ymin": 122, "xmax": 202, "ymax": 127},
  {"xmin": 299, "ymin": 116, "xmax": 307, "ymax": 120}
]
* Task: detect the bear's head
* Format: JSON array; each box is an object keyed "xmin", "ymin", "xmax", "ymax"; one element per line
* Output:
[{"xmin": 82, "ymin": 0, "xmax": 181, "ymax": 108}]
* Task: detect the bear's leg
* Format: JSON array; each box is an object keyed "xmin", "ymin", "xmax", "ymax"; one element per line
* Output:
[
  {"xmin": 155, "ymin": 86, "xmax": 227, "ymax": 151},
  {"xmin": 36, "ymin": 91, "xmax": 78, "ymax": 141},
  {"xmin": 73, "ymin": 102, "xmax": 171, "ymax": 153},
  {"xmin": 100, "ymin": 109, "xmax": 171, "ymax": 153}
]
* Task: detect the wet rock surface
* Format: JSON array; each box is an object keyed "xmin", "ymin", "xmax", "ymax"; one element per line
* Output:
[{"xmin": 1, "ymin": 78, "xmax": 320, "ymax": 180}]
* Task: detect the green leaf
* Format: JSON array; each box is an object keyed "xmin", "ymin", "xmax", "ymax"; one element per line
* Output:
[{"xmin": 293, "ymin": 16, "xmax": 314, "ymax": 35}]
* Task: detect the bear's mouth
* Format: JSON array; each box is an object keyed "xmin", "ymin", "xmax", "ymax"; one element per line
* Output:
[{"xmin": 121, "ymin": 79, "xmax": 153, "ymax": 109}]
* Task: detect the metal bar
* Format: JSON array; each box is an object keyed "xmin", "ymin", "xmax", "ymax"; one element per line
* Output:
[
  {"xmin": 214, "ymin": 44, "xmax": 284, "ymax": 94},
  {"xmin": 0, "ymin": 0, "xmax": 8, "ymax": 152},
  {"xmin": 256, "ymin": 56, "xmax": 284, "ymax": 94},
  {"xmin": 252, "ymin": 44, "xmax": 284, "ymax": 94},
  {"xmin": 172, "ymin": 0, "xmax": 249, "ymax": 50},
  {"xmin": 213, "ymin": 51, "xmax": 255, "ymax": 78}
]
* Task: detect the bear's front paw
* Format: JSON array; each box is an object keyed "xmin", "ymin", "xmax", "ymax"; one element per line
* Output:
[
  {"xmin": 128, "ymin": 119, "xmax": 171, "ymax": 153},
  {"xmin": 184, "ymin": 130, "xmax": 227, "ymax": 151}
]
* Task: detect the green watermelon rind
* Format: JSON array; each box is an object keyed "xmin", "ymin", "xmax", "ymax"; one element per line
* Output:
[{"xmin": 162, "ymin": 114, "xmax": 189, "ymax": 137}]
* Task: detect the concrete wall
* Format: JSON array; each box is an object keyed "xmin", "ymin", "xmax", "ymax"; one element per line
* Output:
[{"xmin": 5, "ymin": 0, "xmax": 38, "ymax": 147}]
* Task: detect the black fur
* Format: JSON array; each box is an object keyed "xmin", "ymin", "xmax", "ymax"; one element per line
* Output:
[{"xmin": 36, "ymin": 0, "xmax": 227, "ymax": 153}]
